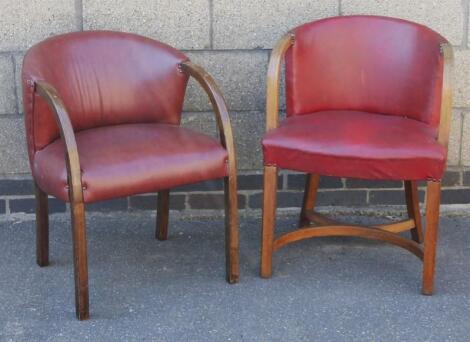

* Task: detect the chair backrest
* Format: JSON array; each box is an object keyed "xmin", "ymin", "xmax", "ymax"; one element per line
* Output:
[
  {"xmin": 285, "ymin": 16, "xmax": 447, "ymax": 128},
  {"xmin": 22, "ymin": 31, "xmax": 189, "ymax": 156}
]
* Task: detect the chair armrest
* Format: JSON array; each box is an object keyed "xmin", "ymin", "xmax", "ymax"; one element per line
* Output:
[
  {"xmin": 438, "ymin": 43, "xmax": 454, "ymax": 148},
  {"xmin": 180, "ymin": 61, "xmax": 237, "ymax": 172},
  {"xmin": 35, "ymin": 81, "xmax": 84, "ymax": 203},
  {"xmin": 266, "ymin": 33, "xmax": 295, "ymax": 132}
]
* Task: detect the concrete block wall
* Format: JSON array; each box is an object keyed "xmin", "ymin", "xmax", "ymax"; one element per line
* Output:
[{"xmin": 1, "ymin": 0, "xmax": 470, "ymax": 218}]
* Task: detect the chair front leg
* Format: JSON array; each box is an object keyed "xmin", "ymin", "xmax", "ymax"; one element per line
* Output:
[
  {"xmin": 156, "ymin": 190, "xmax": 170, "ymax": 241},
  {"xmin": 422, "ymin": 181, "xmax": 441, "ymax": 295},
  {"xmin": 404, "ymin": 180, "xmax": 424, "ymax": 243},
  {"xmin": 35, "ymin": 183, "xmax": 49, "ymax": 267},
  {"xmin": 71, "ymin": 201, "xmax": 89, "ymax": 320},
  {"xmin": 299, "ymin": 174, "xmax": 320, "ymax": 227},
  {"xmin": 261, "ymin": 165, "xmax": 278, "ymax": 278},
  {"xmin": 224, "ymin": 174, "xmax": 240, "ymax": 283}
]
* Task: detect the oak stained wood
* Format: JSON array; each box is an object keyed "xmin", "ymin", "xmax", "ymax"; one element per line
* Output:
[
  {"xmin": 34, "ymin": 62, "xmax": 241, "ymax": 320},
  {"xmin": 437, "ymin": 43, "xmax": 454, "ymax": 148},
  {"xmin": 422, "ymin": 181, "xmax": 442, "ymax": 295},
  {"xmin": 260, "ymin": 165, "xmax": 278, "ymax": 278},
  {"xmin": 35, "ymin": 182, "xmax": 49, "ymax": 267},
  {"xmin": 224, "ymin": 175, "xmax": 240, "ymax": 283},
  {"xmin": 273, "ymin": 225, "xmax": 423, "ymax": 259},
  {"xmin": 266, "ymin": 33, "xmax": 294, "ymax": 132},
  {"xmin": 181, "ymin": 61, "xmax": 240, "ymax": 283},
  {"xmin": 156, "ymin": 189, "xmax": 170, "ymax": 241},
  {"xmin": 304, "ymin": 211, "xmax": 416, "ymax": 233},
  {"xmin": 36, "ymin": 81, "xmax": 90, "ymax": 320},
  {"xmin": 299, "ymin": 174, "xmax": 320, "ymax": 227},
  {"xmin": 405, "ymin": 180, "xmax": 424, "ymax": 243},
  {"xmin": 260, "ymin": 34, "xmax": 453, "ymax": 294}
]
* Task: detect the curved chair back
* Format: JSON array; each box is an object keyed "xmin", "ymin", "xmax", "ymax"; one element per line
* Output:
[
  {"xmin": 285, "ymin": 16, "xmax": 448, "ymax": 128},
  {"xmin": 22, "ymin": 31, "xmax": 189, "ymax": 161}
]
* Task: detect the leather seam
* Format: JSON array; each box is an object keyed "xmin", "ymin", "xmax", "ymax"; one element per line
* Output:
[
  {"xmin": 290, "ymin": 109, "xmax": 434, "ymax": 126},
  {"xmin": 265, "ymin": 147, "xmax": 445, "ymax": 163}
]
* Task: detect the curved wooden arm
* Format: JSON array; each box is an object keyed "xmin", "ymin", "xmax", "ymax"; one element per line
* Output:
[
  {"xmin": 266, "ymin": 33, "xmax": 295, "ymax": 132},
  {"xmin": 438, "ymin": 43, "xmax": 454, "ymax": 148},
  {"xmin": 35, "ymin": 81, "xmax": 84, "ymax": 203},
  {"xmin": 180, "ymin": 61, "xmax": 237, "ymax": 172}
]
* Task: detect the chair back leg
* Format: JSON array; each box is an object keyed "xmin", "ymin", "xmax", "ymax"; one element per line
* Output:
[
  {"xmin": 35, "ymin": 183, "xmax": 49, "ymax": 267},
  {"xmin": 422, "ymin": 181, "xmax": 441, "ymax": 295},
  {"xmin": 224, "ymin": 175, "xmax": 240, "ymax": 283},
  {"xmin": 405, "ymin": 180, "xmax": 424, "ymax": 243},
  {"xmin": 260, "ymin": 165, "xmax": 278, "ymax": 278},
  {"xmin": 299, "ymin": 174, "xmax": 320, "ymax": 227},
  {"xmin": 71, "ymin": 201, "xmax": 89, "ymax": 320},
  {"xmin": 156, "ymin": 190, "xmax": 170, "ymax": 241}
]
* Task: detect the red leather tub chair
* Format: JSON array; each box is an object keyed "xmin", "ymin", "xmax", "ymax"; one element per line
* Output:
[
  {"xmin": 260, "ymin": 16, "xmax": 453, "ymax": 294},
  {"xmin": 22, "ymin": 31, "xmax": 239, "ymax": 320}
]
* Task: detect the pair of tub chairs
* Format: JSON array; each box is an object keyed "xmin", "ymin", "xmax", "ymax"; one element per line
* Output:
[{"xmin": 23, "ymin": 16, "xmax": 453, "ymax": 319}]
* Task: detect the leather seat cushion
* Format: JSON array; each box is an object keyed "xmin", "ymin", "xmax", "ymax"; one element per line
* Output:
[
  {"xmin": 262, "ymin": 110, "xmax": 446, "ymax": 181},
  {"xmin": 33, "ymin": 123, "xmax": 228, "ymax": 203}
]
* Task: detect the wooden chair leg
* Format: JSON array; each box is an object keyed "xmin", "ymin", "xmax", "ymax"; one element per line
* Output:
[
  {"xmin": 71, "ymin": 201, "xmax": 89, "ymax": 320},
  {"xmin": 224, "ymin": 174, "xmax": 240, "ymax": 283},
  {"xmin": 260, "ymin": 165, "xmax": 278, "ymax": 278},
  {"xmin": 156, "ymin": 190, "xmax": 170, "ymax": 241},
  {"xmin": 404, "ymin": 180, "xmax": 424, "ymax": 243},
  {"xmin": 422, "ymin": 181, "xmax": 441, "ymax": 295},
  {"xmin": 299, "ymin": 174, "xmax": 320, "ymax": 226},
  {"xmin": 35, "ymin": 183, "xmax": 49, "ymax": 267}
]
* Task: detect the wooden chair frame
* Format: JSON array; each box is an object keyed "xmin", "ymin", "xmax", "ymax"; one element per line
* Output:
[
  {"xmin": 260, "ymin": 33, "xmax": 453, "ymax": 295},
  {"xmin": 33, "ymin": 61, "xmax": 239, "ymax": 320}
]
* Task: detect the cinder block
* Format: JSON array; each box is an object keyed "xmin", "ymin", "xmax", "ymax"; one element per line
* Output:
[
  {"xmin": 231, "ymin": 111, "xmax": 265, "ymax": 170},
  {"xmin": 0, "ymin": 178, "xmax": 34, "ymax": 195},
  {"xmin": 0, "ymin": 117, "xmax": 29, "ymax": 174},
  {"xmin": 369, "ymin": 189, "xmax": 425, "ymax": 205},
  {"xmin": 342, "ymin": 0, "xmax": 464, "ymax": 45},
  {"xmin": 183, "ymin": 78, "xmax": 213, "ymax": 112},
  {"xmin": 442, "ymin": 169, "xmax": 461, "ymax": 187},
  {"xmin": 86, "ymin": 198, "xmax": 128, "ymax": 212},
  {"xmin": 83, "ymin": 0, "xmax": 210, "ymax": 49},
  {"xmin": 345, "ymin": 179, "xmax": 403, "ymax": 189},
  {"xmin": 287, "ymin": 174, "xmax": 343, "ymax": 190},
  {"xmin": 0, "ymin": 56, "xmax": 16, "ymax": 114},
  {"xmin": 441, "ymin": 188, "xmax": 470, "ymax": 204},
  {"xmin": 184, "ymin": 51, "xmax": 268, "ymax": 112},
  {"xmin": 0, "ymin": 0, "xmax": 79, "ymax": 51},
  {"xmin": 460, "ymin": 112, "xmax": 470, "ymax": 165},
  {"xmin": 462, "ymin": 169, "xmax": 470, "ymax": 185},
  {"xmin": 249, "ymin": 190, "xmax": 367, "ymax": 208},
  {"xmin": 213, "ymin": 0, "xmax": 338, "ymax": 49},
  {"xmin": 454, "ymin": 50, "xmax": 470, "ymax": 108},
  {"xmin": 447, "ymin": 110, "xmax": 462, "ymax": 166},
  {"xmin": 10, "ymin": 197, "xmax": 65, "ymax": 214},
  {"xmin": 173, "ymin": 179, "xmax": 223, "ymax": 192},
  {"xmin": 181, "ymin": 111, "xmax": 265, "ymax": 170},
  {"xmin": 14, "ymin": 54, "xmax": 24, "ymax": 114},
  {"xmin": 129, "ymin": 194, "xmax": 186, "ymax": 211},
  {"xmin": 237, "ymin": 173, "xmax": 283, "ymax": 190},
  {"xmin": 188, "ymin": 193, "xmax": 246, "ymax": 209}
]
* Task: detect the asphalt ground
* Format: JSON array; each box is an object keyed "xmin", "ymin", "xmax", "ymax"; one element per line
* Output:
[{"xmin": 0, "ymin": 212, "xmax": 469, "ymax": 341}]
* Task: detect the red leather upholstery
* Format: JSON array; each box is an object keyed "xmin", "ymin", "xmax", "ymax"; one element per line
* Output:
[
  {"xmin": 22, "ymin": 31, "xmax": 189, "ymax": 164},
  {"xmin": 22, "ymin": 31, "xmax": 232, "ymax": 203},
  {"xmin": 263, "ymin": 111, "xmax": 446, "ymax": 180},
  {"xmin": 264, "ymin": 16, "xmax": 449, "ymax": 181},
  {"xmin": 34, "ymin": 123, "xmax": 228, "ymax": 203},
  {"xmin": 285, "ymin": 16, "xmax": 446, "ymax": 128}
]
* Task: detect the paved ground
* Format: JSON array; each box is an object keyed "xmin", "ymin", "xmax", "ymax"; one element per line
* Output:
[{"xmin": 0, "ymin": 212, "xmax": 469, "ymax": 341}]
